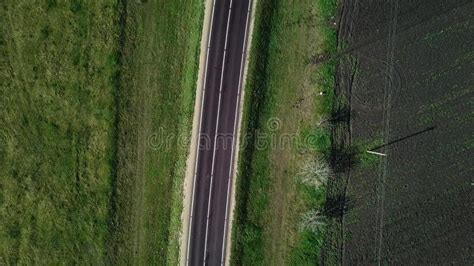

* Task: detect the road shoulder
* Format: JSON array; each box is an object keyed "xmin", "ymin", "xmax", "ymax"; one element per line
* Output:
[{"xmin": 180, "ymin": 0, "xmax": 214, "ymax": 264}]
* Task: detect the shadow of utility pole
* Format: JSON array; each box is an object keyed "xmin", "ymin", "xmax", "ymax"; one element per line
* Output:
[{"xmin": 369, "ymin": 126, "xmax": 436, "ymax": 151}]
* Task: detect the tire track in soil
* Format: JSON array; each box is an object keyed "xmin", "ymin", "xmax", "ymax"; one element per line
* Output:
[
  {"xmin": 352, "ymin": 55, "xmax": 402, "ymax": 113},
  {"xmin": 339, "ymin": 1, "xmax": 359, "ymax": 265},
  {"xmin": 321, "ymin": 0, "xmax": 359, "ymax": 264},
  {"xmin": 374, "ymin": 0, "xmax": 399, "ymax": 264}
]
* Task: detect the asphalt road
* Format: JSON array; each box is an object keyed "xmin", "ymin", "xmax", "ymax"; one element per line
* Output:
[{"xmin": 186, "ymin": 0, "xmax": 251, "ymax": 265}]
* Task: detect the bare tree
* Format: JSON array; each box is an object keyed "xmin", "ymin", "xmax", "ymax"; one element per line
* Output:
[
  {"xmin": 297, "ymin": 157, "xmax": 331, "ymax": 187},
  {"xmin": 315, "ymin": 104, "xmax": 352, "ymax": 128},
  {"xmin": 299, "ymin": 209, "xmax": 326, "ymax": 234},
  {"xmin": 315, "ymin": 114, "xmax": 329, "ymax": 128}
]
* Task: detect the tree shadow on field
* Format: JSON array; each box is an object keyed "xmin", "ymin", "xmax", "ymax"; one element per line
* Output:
[
  {"xmin": 324, "ymin": 194, "xmax": 352, "ymax": 219},
  {"xmin": 329, "ymin": 104, "xmax": 352, "ymax": 124},
  {"xmin": 327, "ymin": 145, "xmax": 358, "ymax": 173}
]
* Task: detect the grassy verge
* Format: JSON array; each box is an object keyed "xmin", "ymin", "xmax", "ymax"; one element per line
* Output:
[
  {"xmin": 231, "ymin": 0, "xmax": 338, "ymax": 264},
  {"xmin": 0, "ymin": 0, "xmax": 203, "ymax": 264},
  {"xmin": 106, "ymin": 0, "xmax": 203, "ymax": 265}
]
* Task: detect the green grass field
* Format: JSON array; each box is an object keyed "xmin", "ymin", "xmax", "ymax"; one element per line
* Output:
[
  {"xmin": 0, "ymin": 0, "xmax": 202, "ymax": 264},
  {"xmin": 0, "ymin": 1, "xmax": 120, "ymax": 263},
  {"xmin": 106, "ymin": 0, "xmax": 203, "ymax": 264},
  {"xmin": 231, "ymin": 0, "xmax": 338, "ymax": 264}
]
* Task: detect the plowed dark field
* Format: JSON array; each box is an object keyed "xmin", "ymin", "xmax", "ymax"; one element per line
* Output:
[{"xmin": 327, "ymin": 0, "xmax": 473, "ymax": 264}]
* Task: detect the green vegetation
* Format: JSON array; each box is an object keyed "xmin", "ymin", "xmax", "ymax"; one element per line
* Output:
[
  {"xmin": 0, "ymin": 1, "xmax": 120, "ymax": 263},
  {"xmin": 0, "ymin": 0, "xmax": 203, "ymax": 264},
  {"xmin": 231, "ymin": 0, "xmax": 338, "ymax": 265},
  {"xmin": 100, "ymin": 0, "xmax": 203, "ymax": 265},
  {"xmin": 347, "ymin": 137, "xmax": 385, "ymax": 168}
]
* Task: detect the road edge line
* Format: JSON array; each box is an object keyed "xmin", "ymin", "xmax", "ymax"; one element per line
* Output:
[
  {"xmin": 224, "ymin": 0, "xmax": 258, "ymax": 264},
  {"xmin": 180, "ymin": 0, "xmax": 215, "ymax": 264}
]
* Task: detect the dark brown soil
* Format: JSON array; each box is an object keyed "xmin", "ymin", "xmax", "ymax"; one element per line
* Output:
[{"xmin": 323, "ymin": 0, "xmax": 473, "ymax": 264}]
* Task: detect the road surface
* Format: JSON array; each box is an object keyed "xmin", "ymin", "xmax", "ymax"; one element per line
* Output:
[{"xmin": 186, "ymin": 0, "xmax": 252, "ymax": 265}]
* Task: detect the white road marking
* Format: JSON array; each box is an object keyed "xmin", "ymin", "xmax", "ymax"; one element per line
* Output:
[
  {"xmin": 186, "ymin": 0, "xmax": 217, "ymax": 264},
  {"xmin": 203, "ymin": 0, "xmax": 233, "ymax": 264},
  {"xmin": 220, "ymin": 2, "xmax": 252, "ymax": 265}
]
